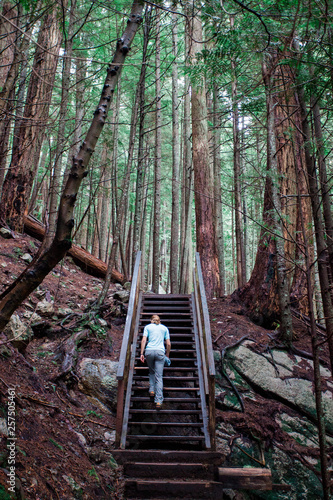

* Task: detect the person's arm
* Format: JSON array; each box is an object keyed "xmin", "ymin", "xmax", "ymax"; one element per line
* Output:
[
  {"xmin": 140, "ymin": 335, "xmax": 147, "ymax": 363},
  {"xmin": 165, "ymin": 338, "xmax": 171, "ymax": 358}
]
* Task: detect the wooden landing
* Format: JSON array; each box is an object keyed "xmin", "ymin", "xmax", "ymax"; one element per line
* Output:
[{"xmin": 112, "ymin": 450, "xmax": 272, "ymax": 499}]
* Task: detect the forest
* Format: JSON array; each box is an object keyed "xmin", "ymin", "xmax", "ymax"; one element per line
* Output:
[{"xmin": 0, "ymin": 0, "xmax": 333, "ymax": 498}]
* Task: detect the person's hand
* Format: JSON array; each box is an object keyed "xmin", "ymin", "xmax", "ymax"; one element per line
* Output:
[{"xmin": 140, "ymin": 354, "xmax": 145, "ymax": 363}]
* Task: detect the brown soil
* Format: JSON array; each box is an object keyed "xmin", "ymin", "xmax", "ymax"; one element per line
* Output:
[{"xmin": 0, "ymin": 234, "xmax": 330, "ymax": 498}]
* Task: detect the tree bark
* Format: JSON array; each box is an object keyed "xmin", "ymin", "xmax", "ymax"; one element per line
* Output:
[
  {"xmin": 47, "ymin": 0, "xmax": 76, "ymax": 246},
  {"xmin": 0, "ymin": 0, "xmax": 144, "ymax": 331},
  {"xmin": 0, "ymin": 4, "xmax": 62, "ymax": 231},
  {"xmin": 189, "ymin": 10, "xmax": 219, "ymax": 299},
  {"xmin": 213, "ymin": 84, "xmax": 225, "ymax": 296},
  {"xmin": 152, "ymin": 8, "xmax": 161, "ymax": 293},
  {"xmin": 170, "ymin": 11, "xmax": 180, "ymax": 294},
  {"xmin": 231, "ymin": 26, "xmax": 246, "ymax": 288}
]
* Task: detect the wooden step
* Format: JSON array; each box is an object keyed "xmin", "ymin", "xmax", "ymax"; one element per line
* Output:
[
  {"xmin": 125, "ymin": 479, "xmax": 224, "ymax": 499},
  {"xmin": 127, "ymin": 422, "xmax": 203, "ymax": 428},
  {"xmin": 112, "ymin": 450, "xmax": 224, "ymax": 465},
  {"xmin": 133, "ymin": 376, "xmax": 199, "ymax": 381},
  {"xmin": 127, "ymin": 435, "xmax": 205, "ymax": 442},
  {"xmin": 124, "ymin": 461, "xmax": 216, "ymax": 480},
  {"xmin": 129, "ymin": 409, "xmax": 202, "ymax": 414},
  {"xmin": 132, "ymin": 387, "xmax": 200, "ymax": 392},
  {"xmin": 134, "ymin": 366, "xmax": 198, "ymax": 372},
  {"xmin": 130, "ymin": 397, "xmax": 200, "ymax": 403}
]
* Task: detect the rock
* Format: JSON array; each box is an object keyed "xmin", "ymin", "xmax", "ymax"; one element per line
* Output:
[
  {"xmin": 0, "ymin": 418, "xmax": 8, "ymax": 436},
  {"xmin": 97, "ymin": 318, "xmax": 108, "ymax": 327},
  {"xmin": 74, "ymin": 432, "xmax": 87, "ymax": 447},
  {"xmin": 113, "ymin": 290, "xmax": 130, "ymax": 303},
  {"xmin": 57, "ymin": 307, "xmax": 74, "ymax": 318},
  {"xmin": 36, "ymin": 299, "xmax": 55, "ymax": 316},
  {"xmin": 104, "ymin": 430, "xmax": 116, "ymax": 443},
  {"xmin": 3, "ymin": 314, "xmax": 33, "ymax": 351},
  {"xmin": 82, "ymin": 285, "xmax": 88, "ymax": 291},
  {"xmin": 123, "ymin": 282, "xmax": 131, "ymax": 291},
  {"xmin": 21, "ymin": 253, "xmax": 33, "ymax": 263},
  {"xmin": 1, "ymin": 262, "xmax": 8, "ymax": 268},
  {"xmin": 78, "ymin": 358, "xmax": 119, "ymax": 412},
  {"xmin": 0, "ymin": 227, "xmax": 13, "ymax": 239},
  {"xmin": 23, "ymin": 311, "xmax": 42, "ymax": 323},
  {"xmin": 227, "ymin": 343, "xmax": 333, "ymax": 433}
]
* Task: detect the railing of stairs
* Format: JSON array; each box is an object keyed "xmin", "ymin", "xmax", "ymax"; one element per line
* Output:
[
  {"xmin": 193, "ymin": 252, "xmax": 216, "ymax": 449},
  {"xmin": 115, "ymin": 251, "xmax": 142, "ymax": 447}
]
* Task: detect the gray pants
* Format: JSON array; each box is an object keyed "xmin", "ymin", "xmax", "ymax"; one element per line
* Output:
[{"xmin": 145, "ymin": 350, "xmax": 165, "ymax": 404}]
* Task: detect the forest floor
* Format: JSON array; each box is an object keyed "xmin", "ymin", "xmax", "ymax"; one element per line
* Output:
[{"xmin": 0, "ymin": 232, "xmax": 329, "ymax": 499}]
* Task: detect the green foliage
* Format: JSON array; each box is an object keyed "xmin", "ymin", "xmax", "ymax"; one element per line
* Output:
[{"xmin": 49, "ymin": 438, "xmax": 64, "ymax": 450}]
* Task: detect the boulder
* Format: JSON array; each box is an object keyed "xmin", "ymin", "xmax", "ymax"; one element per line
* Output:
[
  {"xmin": 77, "ymin": 358, "xmax": 118, "ymax": 412},
  {"xmin": 3, "ymin": 314, "xmax": 33, "ymax": 351},
  {"xmin": 113, "ymin": 290, "xmax": 130, "ymax": 303},
  {"xmin": 36, "ymin": 299, "xmax": 55, "ymax": 316},
  {"xmin": 21, "ymin": 253, "xmax": 33, "ymax": 263},
  {"xmin": 0, "ymin": 418, "xmax": 8, "ymax": 436},
  {"xmin": 0, "ymin": 227, "xmax": 13, "ymax": 239},
  {"xmin": 226, "ymin": 343, "xmax": 333, "ymax": 433}
]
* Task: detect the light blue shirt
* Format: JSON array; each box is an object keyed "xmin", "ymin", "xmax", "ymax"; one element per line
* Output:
[{"xmin": 143, "ymin": 323, "xmax": 170, "ymax": 354}]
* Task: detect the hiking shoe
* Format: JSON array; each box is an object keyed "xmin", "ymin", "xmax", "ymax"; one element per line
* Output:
[
  {"xmin": 156, "ymin": 402, "xmax": 162, "ymax": 410},
  {"xmin": 149, "ymin": 391, "xmax": 155, "ymax": 398}
]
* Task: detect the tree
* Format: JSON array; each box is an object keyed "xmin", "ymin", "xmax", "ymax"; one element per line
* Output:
[{"xmin": 0, "ymin": 0, "xmax": 144, "ymax": 331}]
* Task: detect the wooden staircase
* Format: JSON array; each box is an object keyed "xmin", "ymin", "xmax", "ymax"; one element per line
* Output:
[
  {"xmin": 114, "ymin": 253, "xmax": 222, "ymax": 498},
  {"xmin": 126, "ymin": 293, "xmax": 211, "ymax": 450}
]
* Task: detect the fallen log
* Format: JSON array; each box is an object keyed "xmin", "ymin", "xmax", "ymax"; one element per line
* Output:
[{"xmin": 23, "ymin": 215, "xmax": 126, "ymax": 285}]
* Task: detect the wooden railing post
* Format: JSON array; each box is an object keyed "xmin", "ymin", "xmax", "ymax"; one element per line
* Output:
[
  {"xmin": 115, "ymin": 251, "xmax": 141, "ymax": 447},
  {"xmin": 193, "ymin": 252, "xmax": 216, "ymax": 450}
]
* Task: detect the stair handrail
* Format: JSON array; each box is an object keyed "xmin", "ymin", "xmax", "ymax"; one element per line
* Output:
[
  {"xmin": 115, "ymin": 250, "xmax": 142, "ymax": 446},
  {"xmin": 194, "ymin": 252, "xmax": 216, "ymax": 449}
]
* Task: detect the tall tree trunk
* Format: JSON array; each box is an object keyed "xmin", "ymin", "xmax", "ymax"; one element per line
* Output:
[
  {"xmin": 264, "ymin": 56, "xmax": 293, "ymax": 346},
  {"xmin": 47, "ymin": 0, "xmax": 76, "ymax": 246},
  {"xmin": 231, "ymin": 52, "xmax": 246, "ymax": 288},
  {"xmin": 298, "ymin": 84, "xmax": 333, "ymax": 374},
  {"xmin": 152, "ymin": 8, "xmax": 161, "ymax": 293},
  {"xmin": 188, "ymin": 9, "xmax": 219, "ymax": 299},
  {"xmin": 0, "ymin": 0, "xmax": 144, "ymax": 331},
  {"xmin": 312, "ymin": 99, "xmax": 333, "ymax": 282},
  {"xmin": 213, "ymin": 84, "xmax": 225, "ymax": 295},
  {"xmin": 0, "ymin": 4, "xmax": 62, "ymax": 231},
  {"xmin": 132, "ymin": 6, "xmax": 151, "ymax": 269},
  {"xmin": 170, "ymin": 11, "xmax": 180, "ymax": 294},
  {"xmin": 179, "ymin": 28, "xmax": 193, "ymax": 295},
  {"xmin": 0, "ymin": 2, "xmax": 20, "ymax": 197}
]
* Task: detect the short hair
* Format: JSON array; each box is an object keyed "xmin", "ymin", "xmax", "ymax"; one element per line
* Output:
[{"xmin": 151, "ymin": 314, "xmax": 160, "ymax": 324}]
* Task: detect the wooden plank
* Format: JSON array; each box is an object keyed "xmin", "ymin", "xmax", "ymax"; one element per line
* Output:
[
  {"xmin": 115, "ymin": 379, "xmax": 124, "ymax": 447},
  {"xmin": 117, "ymin": 251, "xmax": 141, "ymax": 381},
  {"xmin": 218, "ymin": 468, "xmax": 272, "ymax": 491},
  {"xmin": 112, "ymin": 449, "xmax": 224, "ymax": 465},
  {"xmin": 191, "ymin": 294, "xmax": 211, "ymax": 450},
  {"xmin": 120, "ymin": 292, "xmax": 143, "ymax": 449},
  {"xmin": 124, "ymin": 462, "xmax": 215, "ymax": 480}
]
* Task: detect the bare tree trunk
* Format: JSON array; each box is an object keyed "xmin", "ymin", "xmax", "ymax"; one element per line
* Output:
[
  {"xmin": 170, "ymin": 11, "xmax": 180, "ymax": 294},
  {"xmin": 132, "ymin": 6, "xmax": 151, "ymax": 269},
  {"xmin": 230, "ymin": 21, "xmax": 246, "ymax": 288},
  {"xmin": 312, "ymin": 99, "xmax": 333, "ymax": 281},
  {"xmin": 152, "ymin": 8, "xmax": 161, "ymax": 293},
  {"xmin": 213, "ymin": 84, "xmax": 225, "ymax": 295},
  {"xmin": 0, "ymin": 0, "xmax": 144, "ymax": 331},
  {"xmin": 47, "ymin": 0, "xmax": 76, "ymax": 246},
  {"xmin": 179, "ymin": 30, "xmax": 193, "ymax": 294},
  {"xmin": 188, "ymin": 9, "xmax": 219, "ymax": 298},
  {"xmin": 298, "ymin": 84, "xmax": 333, "ymax": 374}
]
